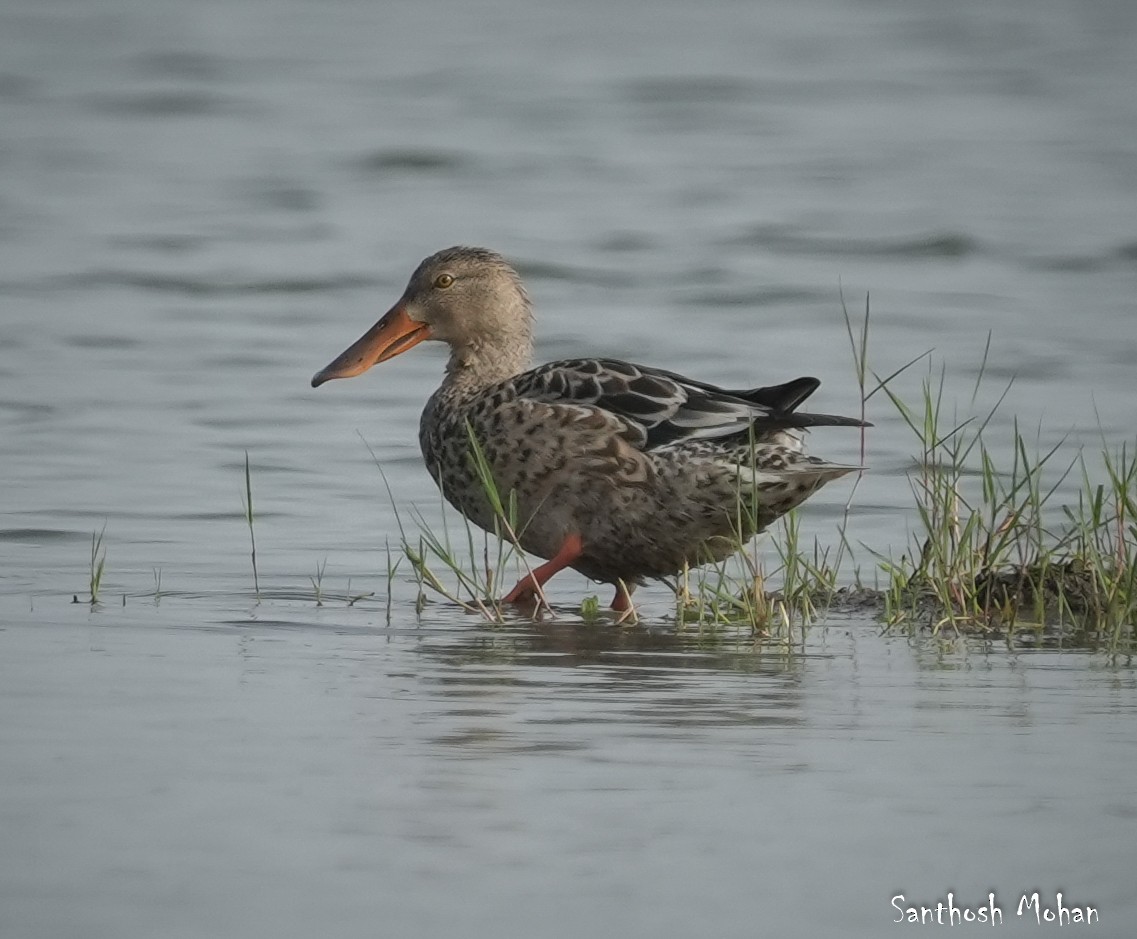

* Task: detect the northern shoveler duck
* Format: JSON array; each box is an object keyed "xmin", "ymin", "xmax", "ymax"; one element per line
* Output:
[{"xmin": 312, "ymin": 246, "xmax": 866, "ymax": 612}]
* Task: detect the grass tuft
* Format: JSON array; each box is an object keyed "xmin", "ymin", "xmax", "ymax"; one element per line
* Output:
[
  {"xmin": 866, "ymin": 347, "xmax": 1136, "ymax": 653},
  {"xmin": 365, "ymin": 422, "xmax": 567, "ymax": 623}
]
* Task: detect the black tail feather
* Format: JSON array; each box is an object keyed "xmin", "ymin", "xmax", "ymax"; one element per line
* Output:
[
  {"xmin": 772, "ymin": 410, "xmax": 870, "ymax": 430},
  {"xmin": 731, "ymin": 376, "xmax": 821, "ymax": 413}
]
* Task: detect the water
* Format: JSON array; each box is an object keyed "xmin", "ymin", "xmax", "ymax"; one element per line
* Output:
[{"xmin": 2, "ymin": 0, "xmax": 1136, "ymax": 935}]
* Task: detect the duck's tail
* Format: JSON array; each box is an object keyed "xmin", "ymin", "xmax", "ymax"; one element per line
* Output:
[{"xmin": 736, "ymin": 376, "xmax": 870, "ymax": 430}]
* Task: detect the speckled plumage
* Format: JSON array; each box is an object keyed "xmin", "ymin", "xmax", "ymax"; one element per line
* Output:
[{"xmin": 314, "ymin": 246, "xmax": 867, "ymax": 606}]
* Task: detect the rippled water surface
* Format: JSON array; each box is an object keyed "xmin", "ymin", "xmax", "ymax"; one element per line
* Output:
[{"xmin": 2, "ymin": 0, "xmax": 1136, "ymax": 935}]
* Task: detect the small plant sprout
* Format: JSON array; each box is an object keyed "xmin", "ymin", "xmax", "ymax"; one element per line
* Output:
[
  {"xmin": 310, "ymin": 557, "xmax": 327, "ymax": 606},
  {"xmin": 89, "ymin": 524, "xmax": 107, "ymax": 605},
  {"xmin": 579, "ymin": 594, "xmax": 601, "ymax": 623},
  {"xmin": 241, "ymin": 451, "xmax": 260, "ymax": 602}
]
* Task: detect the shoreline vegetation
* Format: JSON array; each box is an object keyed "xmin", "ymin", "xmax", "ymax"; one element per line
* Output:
[{"xmin": 71, "ymin": 300, "xmax": 1135, "ymax": 657}]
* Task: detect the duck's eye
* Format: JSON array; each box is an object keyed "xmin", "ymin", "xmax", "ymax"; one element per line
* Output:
[{"xmin": 433, "ymin": 273, "xmax": 454, "ymax": 289}]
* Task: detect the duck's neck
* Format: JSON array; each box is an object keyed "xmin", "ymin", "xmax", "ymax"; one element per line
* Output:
[{"xmin": 442, "ymin": 333, "xmax": 533, "ymax": 394}]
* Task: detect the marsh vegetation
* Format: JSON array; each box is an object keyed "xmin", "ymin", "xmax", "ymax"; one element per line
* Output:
[{"xmin": 73, "ymin": 306, "xmax": 1136, "ymax": 657}]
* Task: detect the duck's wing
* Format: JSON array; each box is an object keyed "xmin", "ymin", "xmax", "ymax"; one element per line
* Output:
[{"xmin": 511, "ymin": 358, "xmax": 865, "ymax": 451}]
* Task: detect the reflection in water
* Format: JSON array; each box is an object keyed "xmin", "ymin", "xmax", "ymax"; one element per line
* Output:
[{"xmin": 420, "ymin": 632, "xmax": 808, "ymax": 757}]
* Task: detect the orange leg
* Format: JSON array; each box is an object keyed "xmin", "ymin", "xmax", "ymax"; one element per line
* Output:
[
  {"xmin": 611, "ymin": 581, "xmax": 635, "ymax": 612},
  {"xmin": 503, "ymin": 533, "xmax": 584, "ymax": 605}
]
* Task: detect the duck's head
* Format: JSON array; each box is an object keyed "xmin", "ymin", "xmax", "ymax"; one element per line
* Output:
[{"xmin": 311, "ymin": 246, "xmax": 533, "ymax": 388}]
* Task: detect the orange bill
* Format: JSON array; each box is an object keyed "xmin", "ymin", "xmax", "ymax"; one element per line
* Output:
[{"xmin": 311, "ymin": 305, "xmax": 432, "ymax": 387}]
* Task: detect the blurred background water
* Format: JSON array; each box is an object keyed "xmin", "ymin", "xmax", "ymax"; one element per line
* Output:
[{"xmin": 2, "ymin": 0, "xmax": 1136, "ymax": 936}]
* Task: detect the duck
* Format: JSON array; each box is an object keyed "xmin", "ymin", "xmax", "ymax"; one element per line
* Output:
[{"xmin": 312, "ymin": 246, "xmax": 866, "ymax": 612}]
